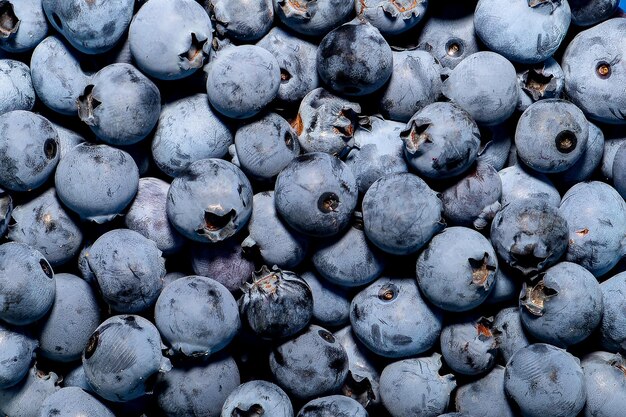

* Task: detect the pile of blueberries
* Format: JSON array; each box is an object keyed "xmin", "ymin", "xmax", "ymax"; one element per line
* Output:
[{"xmin": 1, "ymin": 0, "xmax": 626, "ymax": 416}]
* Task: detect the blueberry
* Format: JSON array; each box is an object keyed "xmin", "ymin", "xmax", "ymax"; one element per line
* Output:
[
  {"xmin": 570, "ymin": 0, "xmax": 619, "ymax": 26},
  {"xmin": 243, "ymin": 191, "xmax": 309, "ymax": 269},
  {"xmin": 129, "ymin": 0, "xmax": 213, "ymax": 80},
  {"xmin": 454, "ymin": 366, "xmax": 516, "ymax": 417},
  {"xmin": 490, "ymin": 198, "xmax": 569, "ymax": 276},
  {"xmin": 345, "ymin": 116, "xmax": 408, "ymax": 194},
  {"xmin": 209, "ymin": 0, "xmax": 274, "ymax": 42},
  {"xmin": 62, "ymin": 364, "xmax": 92, "ymax": 393},
  {"xmin": 562, "ymin": 18, "xmax": 626, "ymax": 124},
  {"xmin": 166, "ymin": 158, "xmax": 253, "ymax": 243},
  {"xmin": 294, "ymin": 87, "xmax": 363, "ymax": 157},
  {"xmin": 474, "ymin": 0, "xmax": 571, "ymax": 64},
  {"xmin": 42, "ymin": 0, "xmax": 133, "ymax": 54},
  {"xmin": 559, "ymin": 181, "xmax": 626, "ymax": 277},
  {"xmin": 206, "ymin": 44, "xmax": 280, "ymax": 119},
  {"xmin": 602, "ymin": 134, "xmax": 626, "ymax": 180},
  {"xmin": 221, "ymin": 380, "xmax": 293, "ymax": 417},
  {"xmin": 0, "ymin": 367, "xmax": 59, "ymax": 417},
  {"xmin": 55, "ymin": 143, "xmax": 139, "ymax": 223},
  {"xmin": 0, "ymin": 110, "xmax": 59, "ymax": 192},
  {"xmin": 40, "ymin": 387, "xmax": 115, "ymax": 417},
  {"xmin": 476, "ymin": 122, "xmax": 513, "ymax": 171},
  {"xmin": 498, "ymin": 163, "xmax": 561, "ymax": 208},
  {"xmin": 273, "ymin": 0, "xmax": 354, "ymax": 37},
  {"xmin": 152, "ymin": 93, "xmax": 233, "ymax": 178},
  {"xmin": 125, "ymin": 177, "xmax": 185, "ymax": 255},
  {"xmin": 155, "ymin": 275, "xmax": 240, "ymax": 356},
  {"xmin": 554, "ymin": 121, "xmax": 605, "ymax": 187},
  {"xmin": 191, "ymin": 240, "xmax": 256, "ymax": 292},
  {"xmin": 76, "ymin": 241, "xmax": 95, "ymax": 284},
  {"xmin": 275, "ymin": 152, "xmax": 358, "ymax": 238},
  {"xmin": 231, "ymin": 112, "xmax": 300, "ymax": 181},
  {"xmin": 239, "ymin": 266, "xmax": 313, "ymax": 340},
  {"xmin": 613, "ymin": 141, "xmax": 626, "ymax": 199},
  {"xmin": 0, "ymin": 323, "xmax": 37, "ymax": 389},
  {"xmin": 162, "ymin": 272, "xmax": 186, "ymax": 287},
  {"xmin": 0, "ymin": 242, "xmax": 55, "ymax": 325},
  {"xmin": 301, "ymin": 270, "xmax": 351, "ymax": 327},
  {"xmin": 297, "ymin": 395, "xmax": 368, "ymax": 417},
  {"xmin": 7, "ymin": 187, "xmax": 82, "ymax": 267},
  {"xmin": 256, "ymin": 26, "xmax": 319, "ymax": 104},
  {"xmin": 493, "ymin": 307, "xmax": 530, "ymax": 363},
  {"xmin": 378, "ymin": 49, "xmax": 443, "ymax": 123},
  {"xmin": 417, "ymin": 226, "xmax": 498, "ymax": 312},
  {"xmin": 350, "ymin": 277, "xmax": 443, "ymax": 358},
  {"xmin": 317, "ymin": 20, "xmax": 393, "ymax": 96},
  {"xmin": 155, "ymin": 355, "xmax": 240, "ymax": 417},
  {"xmin": 82, "ymin": 315, "xmax": 172, "ymax": 402},
  {"xmin": 37, "ymin": 273, "xmax": 101, "ymax": 363},
  {"xmin": 440, "ymin": 316, "xmax": 497, "ymax": 376},
  {"xmin": 441, "ymin": 162, "xmax": 502, "ymax": 230},
  {"xmin": 77, "ymin": 63, "xmax": 161, "ymax": 146},
  {"xmin": 379, "ymin": 353, "xmax": 456, "ymax": 417},
  {"xmin": 516, "ymin": 58, "xmax": 565, "ymax": 112},
  {"xmin": 30, "ymin": 36, "xmax": 89, "ymax": 115},
  {"xmin": 600, "ymin": 271, "xmax": 626, "ymax": 352},
  {"xmin": 355, "ymin": 0, "xmax": 426, "ymax": 35},
  {"xmin": 0, "ymin": 59, "xmax": 35, "ymax": 115},
  {"xmin": 269, "ymin": 325, "xmax": 349, "ymax": 400},
  {"xmin": 401, "ymin": 102, "xmax": 481, "ymax": 179},
  {"xmin": 87, "ymin": 229, "xmax": 165, "ymax": 313},
  {"xmin": 0, "ymin": 0, "xmax": 48, "ymax": 53},
  {"xmin": 504, "ymin": 343, "xmax": 586, "ymax": 417},
  {"xmin": 51, "ymin": 122, "xmax": 85, "ymax": 160},
  {"xmin": 484, "ymin": 267, "xmax": 520, "ymax": 305},
  {"xmin": 581, "ymin": 351, "xmax": 626, "ymax": 417}
]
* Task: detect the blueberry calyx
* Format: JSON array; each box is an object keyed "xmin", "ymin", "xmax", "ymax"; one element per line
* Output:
[
  {"xmin": 44, "ymin": 139, "xmax": 57, "ymax": 160},
  {"xmin": 380, "ymin": 0, "xmax": 424, "ymax": 19},
  {"xmin": 39, "ymin": 259, "xmax": 53, "ymax": 278},
  {"xmin": 318, "ymin": 192, "xmax": 340, "ymax": 213},
  {"xmin": 609, "ymin": 354, "xmax": 626, "ymax": 375},
  {"xmin": 318, "ymin": 329, "xmax": 336, "ymax": 343},
  {"xmin": 342, "ymin": 371, "xmax": 376, "ymax": 408},
  {"xmin": 596, "ymin": 62, "xmax": 611, "ymax": 79},
  {"xmin": 0, "ymin": 2, "xmax": 19, "ymax": 39},
  {"xmin": 527, "ymin": 0, "xmax": 560, "ymax": 12},
  {"xmin": 555, "ymin": 131, "xmax": 577, "ymax": 154},
  {"xmin": 476, "ymin": 316, "xmax": 495, "ymax": 341},
  {"xmin": 509, "ymin": 243, "xmax": 549, "ymax": 276},
  {"xmin": 232, "ymin": 404, "xmax": 265, "ymax": 417},
  {"xmin": 468, "ymin": 253, "xmax": 496, "ymax": 287},
  {"xmin": 84, "ymin": 330, "xmax": 100, "ymax": 360},
  {"xmin": 522, "ymin": 67, "xmax": 556, "ymax": 101},
  {"xmin": 178, "ymin": 33, "xmax": 207, "ymax": 70},
  {"xmin": 77, "ymin": 85, "xmax": 101, "ymax": 126},
  {"xmin": 520, "ymin": 279, "xmax": 558, "ymax": 316},
  {"xmin": 195, "ymin": 208, "xmax": 237, "ymax": 242},
  {"xmin": 445, "ymin": 40, "xmax": 463, "ymax": 58},
  {"xmin": 250, "ymin": 265, "xmax": 280, "ymax": 295},
  {"xmin": 401, "ymin": 122, "xmax": 432, "ymax": 153},
  {"xmin": 277, "ymin": 0, "xmax": 311, "ymax": 19}
]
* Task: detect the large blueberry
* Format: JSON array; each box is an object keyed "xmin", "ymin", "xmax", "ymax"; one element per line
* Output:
[
  {"xmin": 221, "ymin": 380, "xmax": 293, "ymax": 417},
  {"xmin": 273, "ymin": 0, "xmax": 354, "ymax": 37},
  {"xmin": 301, "ymin": 270, "xmax": 351, "ymax": 327},
  {"xmin": 0, "ymin": 0, "xmax": 48, "ymax": 53},
  {"xmin": 498, "ymin": 163, "xmax": 561, "ymax": 207},
  {"xmin": 209, "ymin": 0, "xmax": 273, "ymax": 41},
  {"xmin": 440, "ymin": 316, "xmax": 497, "ymax": 376},
  {"xmin": 0, "ymin": 60, "xmax": 35, "ymax": 115},
  {"xmin": 455, "ymin": 366, "xmax": 515, "ymax": 417},
  {"xmin": 191, "ymin": 240, "xmax": 256, "ymax": 292},
  {"xmin": 40, "ymin": 387, "xmax": 115, "ymax": 417},
  {"xmin": 581, "ymin": 351, "xmax": 626, "ymax": 417},
  {"xmin": 600, "ymin": 272, "xmax": 626, "ymax": 352},
  {"xmin": 493, "ymin": 307, "xmax": 530, "ymax": 363},
  {"xmin": 516, "ymin": 58, "xmax": 565, "ymax": 112},
  {"xmin": 0, "ymin": 367, "xmax": 60, "ymax": 417},
  {"xmin": 0, "ymin": 324, "xmax": 37, "ymax": 389}
]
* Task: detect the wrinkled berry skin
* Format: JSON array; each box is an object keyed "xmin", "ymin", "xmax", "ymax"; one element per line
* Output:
[
  {"xmin": 493, "ymin": 307, "xmax": 530, "ymax": 363},
  {"xmin": 0, "ymin": 60, "xmax": 35, "ymax": 115},
  {"xmin": 401, "ymin": 102, "xmax": 481, "ymax": 179},
  {"xmin": 350, "ymin": 277, "xmax": 443, "ymax": 358},
  {"xmin": 417, "ymin": 227, "xmax": 498, "ymax": 312},
  {"xmin": 0, "ymin": 367, "xmax": 60, "ymax": 417},
  {"xmin": 209, "ymin": 0, "xmax": 273, "ymax": 42},
  {"xmin": 206, "ymin": 45, "xmax": 280, "ymax": 119},
  {"xmin": 600, "ymin": 272, "xmax": 626, "ymax": 353},
  {"xmin": 88, "ymin": 229, "xmax": 165, "ymax": 313},
  {"xmin": 0, "ymin": 110, "xmax": 59, "ymax": 192},
  {"xmin": 297, "ymin": 395, "xmax": 368, "ymax": 417},
  {"xmin": 129, "ymin": 0, "xmax": 213, "ymax": 80},
  {"xmin": 362, "ymin": 173, "xmax": 444, "ymax": 255},
  {"xmin": 498, "ymin": 163, "xmax": 561, "ymax": 208},
  {"xmin": 317, "ymin": 20, "xmax": 392, "ymax": 96},
  {"xmin": 0, "ymin": 324, "xmax": 37, "ymax": 389},
  {"xmin": 40, "ymin": 387, "xmax": 115, "ymax": 417},
  {"xmin": 42, "ymin": 0, "xmax": 134, "ymax": 54},
  {"xmin": 0, "ymin": 242, "xmax": 55, "ymax": 326},
  {"xmin": 55, "ymin": 143, "xmax": 139, "ymax": 223},
  {"xmin": 559, "ymin": 181, "xmax": 626, "ymax": 277},
  {"xmin": 490, "ymin": 198, "xmax": 569, "ymax": 277},
  {"xmin": 155, "ymin": 355, "xmax": 240, "ymax": 417},
  {"xmin": 256, "ymin": 27, "xmax": 319, "ymax": 104},
  {"xmin": 504, "ymin": 344, "xmax": 586, "ymax": 417},
  {"xmin": 221, "ymin": 380, "xmax": 293, "ymax": 417},
  {"xmin": 562, "ymin": 18, "xmax": 626, "ymax": 125},
  {"xmin": 0, "ymin": 0, "xmax": 48, "ymax": 53},
  {"xmin": 82, "ymin": 315, "xmax": 171, "ymax": 403},
  {"xmin": 355, "ymin": 0, "xmax": 426, "ymax": 35},
  {"xmin": 440, "ymin": 317, "xmax": 498, "ymax": 376},
  {"xmin": 239, "ymin": 266, "xmax": 313, "ymax": 340},
  {"xmin": 301, "ymin": 270, "xmax": 350, "ymax": 327},
  {"xmin": 269, "ymin": 325, "xmax": 349, "ymax": 400},
  {"xmin": 273, "ymin": 0, "xmax": 354, "ymax": 37},
  {"xmin": 516, "ymin": 58, "xmax": 565, "ymax": 112},
  {"xmin": 581, "ymin": 351, "xmax": 626, "ymax": 417},
  {"xmin": 455, "ymin": 365, "xmax": 515, "ymax": 417},
  {"xmin": 474, "ymin": 0, "xmax": 571, "ymax": 64},
  {"xmin": 275, "ymin": 152, "xmax": 358, "ymax": 238},
  {"xmin": 167, "ymin": 158, "xmax": 253, "ymax": 243},
  {"xmin": 191, "ymin": 240, "xmax": 256, "ymax": 292},
  {"xmin": 155, "ymin": 276, "xmax": 240, "ymax": 357},
  {"xmin": 380, "ymin": 354, "xmax": 456, "ymax": 417}
]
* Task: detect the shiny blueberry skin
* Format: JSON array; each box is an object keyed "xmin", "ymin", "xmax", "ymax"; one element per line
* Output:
[
  {"xmin": 206, "ymin": 45, "xmax": 280, "ymax": 119},
  {"xmin": 362, "ymin": 173, "xmax": 444, "ymax": 255},
  {"xmin": 55, "ymin": 143, "xmax": 139, "ymax": 223},
  {"xmin": 600, "ymin": 272, "xmax": 626, "ymax": 353},
  {"xmin": 440, "ymin": 317, "xmax": 497, "ymax": 376},
  {"xmin": 297, "ymin": 395, "xmax": 368, "ymax": 417},
  {"xmin": 455, "ymin": 365, "xmax": 515, "ymax": 417},
  {"xmin": 301, "ymin": 270, "xmax": 350, "ymax": 327},
  {"xmin": 0, "ymin": 242, "xmax": 55, "ymax": 325},
  {"xmin": 0, "ymin": 367, "xmax": 60, "ymax": 417},
  {"xmin": 355, "ymin": 0, "xmax": 427, "ymax": 35},
  {"xmin": 498, "ymin": 163, "xmax": 561, "ymax": 208},
  {"xmin": 442, "ymin": 51, "xmax": 518, "ymax": 126},
  {"xmin": 166, "ymin": 158, "xmax": 253, "ymax": 243},
  {"xmin": 256, "ymin": 26, "xmax": 319, "ymax": 104},
  {"xmin": 221, "ymin": 380, "xmax": 293, "ymax": 417},
  {"xmin": 40, "ymin": 387, "xmax": 115, "ymax": 417},
  {"xmin": 317, "ymin": 20, "xmax": 393, "ymax": 96},
  {"xmin": 82, "ymin": 315, "xmax": 172, "ymax": 403},
  {"xmin": 504, "ymin": 343, "xmax": 586, "ymax": 417},
  {"xmin": 493, "ymin": 307, "xmax": 531, "ymax": 363},
  {"xmin": 155, "ymin": 276, "xmax": 240, "ymax": 356},
  {"xmin": 88, "ymin": 229, "xmax": 165, "ymax": 313},
  {"xmin": 559, "ymin": 181, "xmax": 626, "ymax": 277},
  {"xmin": 581, "ymin": 351, "xmax": 626, "ymax": 417},
  {"xmin": 401, "ymin": 102, "xmax": 481, "ymax": 179},
  {"xmin": 0, "ymin": 110, "xmax": 59, "ymax": 192},
  {"xmin": 380, "ymin": 354, "xmax": 456, "ymax": 417},
  {"xmin": 0, "ymin": 323, "xmax": 37, "ymax": 389},
  {"xmin": 191, "ymin": 240, "xmax": 256, "ymax": 292},
  {"xmin": 129, "ymin": 0, "xmax": 213, "ymax": 80},
  {"xmin": 516, "ymin": 58, "xmax": 565, "ymax": 112},
  {"xmin": 474, "ymin": 0, "xmax": 571, "ymax": 64},
  {"xmin": 0, "ymin": 60, "xmax": 35, "ymax": 116},
  {"xmin": 269, "ymin": 325, "xmax": 349, "ymax": 400},
  {"xmin": 273, "ymin": 0, "xmax": 354, "ymax": 37},
  {"xmin": 209, "ymin": 0, "xmax": 273, "ymax": 42},
  {"xmin": 351, "ymin": 277, "xmax": 443, "ymax": 358},
  {"xmin": 0, "ymin": 0, "xmax": 48, "ymax": 53},
  {"xmin": 152, "ymin": 93, "xmax": 233, "ymax": 178},
  {"xmin": 275, "ymin": 152, "xmax": 358, "ymax": 238}
]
